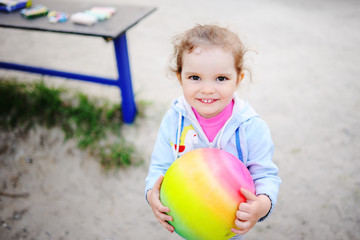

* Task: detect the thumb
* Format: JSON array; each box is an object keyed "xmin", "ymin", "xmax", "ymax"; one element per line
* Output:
[
  {"xmin": 241, "ymin": 187, "xmax": 257, "ymax": 202},
  {"xmin": 154, "ymin": 175, "xmax": 164, "ymax": 192}
]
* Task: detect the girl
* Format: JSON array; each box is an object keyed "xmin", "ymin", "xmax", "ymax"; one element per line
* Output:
[{"xmin": 145, "ymin": 24, "xmax": 281, "ymax": 239}]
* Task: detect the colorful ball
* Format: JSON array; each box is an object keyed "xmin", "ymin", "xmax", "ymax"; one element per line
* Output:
[{"xmin": 160, "ymin": 148, "xmax": 255, "ymax": 240}]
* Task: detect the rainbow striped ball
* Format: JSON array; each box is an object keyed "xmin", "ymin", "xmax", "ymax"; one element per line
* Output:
[{"xmin": 160, "ymin": 148, "xmax": 255, "ymax": 240}]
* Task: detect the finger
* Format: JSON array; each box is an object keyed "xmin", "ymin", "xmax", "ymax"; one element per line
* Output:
[
  {"xmin": 162, "ymin": 221, "xmax": 175, "ymax": 233},
  {"xmin": 238, "ymin": 202, "xmax": 251, "ymax": 213},
  {"xmin": 231, "ymin": 227, "xmax": 248, "ymax": 235},
  {"xmin": 233, "ymin": 219, "xmax": 250, "ymax": 234},
  {"xmin": 156, "ymin": 214, "xmax": 175, "ymax": 233},
  {"xmin": 156, "ymin": 211, "xmax": 173, "ymax": 222},
  {"xmin": 155, "ymin": 202, "xmax": 170, "ymax": 213},
  {"xmin": 241, "ymin": 187, "xmax": 257, "ymax": 202},
  {"xmin": 158, "ymin": 217, "xmax": 175, "ymax": 232},
  {"xmin": 236, "ymin": 210, "xmax": 250, "ymax": 221},
  {"xmin": 150, "ymin": 193, "xmax": 169, "ymax": 213},
  {"xmin": 234, "ymin": 218, "xmax": 247, "ymax": 229}
]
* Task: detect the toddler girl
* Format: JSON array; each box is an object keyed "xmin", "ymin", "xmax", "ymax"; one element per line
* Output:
[{"xmin": 145, "ymin": 24, "xmax": 281, "ymax": 239}]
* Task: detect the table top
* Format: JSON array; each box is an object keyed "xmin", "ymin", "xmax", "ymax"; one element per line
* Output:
[{"xmin": 0, "ymin": 1, "xmax": 156, "ymax": 39}]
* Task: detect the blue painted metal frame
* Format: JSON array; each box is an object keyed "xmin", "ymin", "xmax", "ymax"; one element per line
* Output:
[{"xmin": 0, "ymin": 33, "xmax": 137, "ymax": 123}]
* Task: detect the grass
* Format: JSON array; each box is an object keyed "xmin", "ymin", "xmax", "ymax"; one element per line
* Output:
[{"xmin": 0, "ymin": 78, "xmax": 140, "ymax": 169}]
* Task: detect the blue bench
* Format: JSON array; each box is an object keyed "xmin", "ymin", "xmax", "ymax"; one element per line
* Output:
[{"xmin": 0, "ymin": 2, "xmax": 156, "ymax": 123}]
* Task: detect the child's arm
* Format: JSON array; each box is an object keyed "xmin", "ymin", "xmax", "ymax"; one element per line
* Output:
[
  {"xmin": 146, "ymin": 175, "xmax": 175, "ymax": 233},
  {"xmin": 244, "ymin": 117, "xmax": 281, "ymax": 220},
  {"xmin": 231, "ymin": 188, "xmax": 271, "ymax": 235}
]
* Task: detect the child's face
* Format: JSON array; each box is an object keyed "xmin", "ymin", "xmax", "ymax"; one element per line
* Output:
[{"xmin": 178, "ymin": 46, "xmax": 241, "ymax": 119}]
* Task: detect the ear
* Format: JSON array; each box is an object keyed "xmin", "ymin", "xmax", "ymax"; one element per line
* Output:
[
  {"xmin": 177, "ymin": 72, "xmax": 182, "ymax": 85},
  {"xmin": 236, "ymin": 72, "xmax": 245, "ymax": 86}
]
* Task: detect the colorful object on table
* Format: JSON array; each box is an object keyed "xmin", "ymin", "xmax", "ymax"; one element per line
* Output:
[
  {"xmin": 160, "ymin": 148, "xmax": 255, "ymax": 240},
  {"xmin": 0, "ymin": 0, "xmax": 31, "ymax": 12},
  {"xmin": 70, "ymin": 12, "xmax": 97, "ymax": 26},
  {"xmin": 85, "ymin": 7, "xmax": 116, "ymax": 21},
  {"xmin": 20, "ymin": 4, "xmax": 48, "ymax": 19},
  {"xmin": 70, "ymin": 6, "xmax": 116, "ymax": 26},
  {"xmin": 47, "ymin": 10, "xmax": 68, "ymax": 24}
]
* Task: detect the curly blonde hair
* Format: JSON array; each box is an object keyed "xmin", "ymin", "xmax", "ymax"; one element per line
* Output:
[{"xmin": 170, "ymin": 24, "xmax": 248, "ymax": 80}]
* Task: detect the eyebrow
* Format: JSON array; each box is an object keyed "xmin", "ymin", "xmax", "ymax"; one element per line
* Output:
[
  {"xmin": 183, "ymin": 71, "xmax": 233, "ymax": 76},
  {"xmin": 183, "ymin": 72, "xmax": 199, "ymax": 76}
]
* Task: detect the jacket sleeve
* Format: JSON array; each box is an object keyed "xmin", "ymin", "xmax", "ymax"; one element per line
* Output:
[
  {"xmin": 245, "ymin": 117, "xmax": 281, "ymax": 221},
  {"xmin": 145, "ymin": 111, "xmax": 176, "ymax": 203}
]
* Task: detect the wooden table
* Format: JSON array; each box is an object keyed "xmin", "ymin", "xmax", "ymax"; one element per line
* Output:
[{"xmin": 0, "ymin": 1, "xmax": 156, "ymax": 123}]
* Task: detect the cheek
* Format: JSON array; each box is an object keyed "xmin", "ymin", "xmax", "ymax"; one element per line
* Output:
[
  {"xmin": 182, "ymin": 82, "xmax": 196, "ymax": 92},
  {"xmin": 219, "ymin": 85, "xmax": 237, "ymax": 98},
  {"xmin": 182, "ymin": 84, "xmax": 194, "ymax": 97}
]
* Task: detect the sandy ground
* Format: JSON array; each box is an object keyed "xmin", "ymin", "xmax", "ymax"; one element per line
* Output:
[{"xmin": 1, "ymin": 0, "xmax": 360, "ymax": 239}]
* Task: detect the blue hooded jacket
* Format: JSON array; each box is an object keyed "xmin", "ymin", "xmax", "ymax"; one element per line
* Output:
[{"xmin": 145, "ymin": 95, "xmax": 281, "ymax": 221}]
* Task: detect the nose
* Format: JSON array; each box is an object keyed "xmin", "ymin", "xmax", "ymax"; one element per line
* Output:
[{"xmin": 200, "ymin": 81, "xmax": 215, "ymax": 94}]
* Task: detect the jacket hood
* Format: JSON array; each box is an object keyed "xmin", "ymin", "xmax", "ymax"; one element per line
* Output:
[{"xmin": 170, "ymin": 94, "xmax": 259, "ymax": 151}]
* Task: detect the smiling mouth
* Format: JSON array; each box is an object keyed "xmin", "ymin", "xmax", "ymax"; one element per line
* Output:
[{"xmin": 200, "ymin": 99, "xmax": 215, "ymax": 103}]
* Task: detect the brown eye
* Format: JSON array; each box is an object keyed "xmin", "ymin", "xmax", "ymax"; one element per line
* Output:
[
  {"xmin": 190, "ymin": 76, "xmax": 200, "ymax": 80},
  {"xmin": 217, "ymin": 76, "xmax": 227, "ymax": 81}
]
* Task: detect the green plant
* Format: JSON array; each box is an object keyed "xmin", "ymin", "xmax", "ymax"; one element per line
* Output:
[
  {"xmin": 0, "ymin": 78, "xmax": 140, "ymax": 169},
  {"xmin": 100, "ymin": 140, "xmax": 134, "ymax": 170}
]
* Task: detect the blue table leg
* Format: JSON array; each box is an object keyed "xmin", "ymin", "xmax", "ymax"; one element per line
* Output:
[
  {"xmin": 0, "ymin": 33, "xmax": 137, "ymax": 124},
  {"xmin": 114, "ymin": 33, "xmax": 137, "ymax": 124}
]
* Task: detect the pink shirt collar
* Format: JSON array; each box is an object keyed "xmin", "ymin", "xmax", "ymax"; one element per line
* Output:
[{"xmin": 192, "ymin": 100, "xmax": 234, "ymax": 142}]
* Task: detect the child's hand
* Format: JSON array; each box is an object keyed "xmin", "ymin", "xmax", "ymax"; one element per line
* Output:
[
  {"xmin": 147, "ymin": 175, "xmax": 175, "ymax": 233},
  {"xmin": 231, "ymin": 188, "xmax": 271, "ymax": 235}
]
